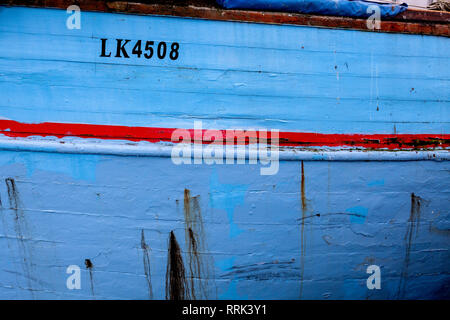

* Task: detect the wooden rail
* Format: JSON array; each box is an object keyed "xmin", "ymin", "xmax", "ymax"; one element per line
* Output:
[{"xmin": 1, "ymin": 0, "xmax": 449, "ymax": 37}]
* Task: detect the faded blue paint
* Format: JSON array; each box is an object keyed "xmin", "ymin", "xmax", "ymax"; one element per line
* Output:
[{"xmin": 0, "ymin": 6, "xmax": 448, "ymax": 300}]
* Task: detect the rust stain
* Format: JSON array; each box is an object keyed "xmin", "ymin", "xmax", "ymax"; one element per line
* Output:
[
  {"xmin": 322, "ymin": 235, "xmax": 332, "ymax": 245},
  {"xmin": 398, "ymin": 193, "xmax": 424, "ymax": 299},
  {"xmin": 141, "ymin": 229, "xmax": 154, "ymax": 299},
  {"xmin": 165, "ymin": 231, "xmax": 189, "ymax": 300},
  {"xmin": 84, "ymin": 258, "xmax": 95, "ymax": 298},
  {"xmin": 183, "ymin": 189, "xmax": 213, "ymax": 299}
]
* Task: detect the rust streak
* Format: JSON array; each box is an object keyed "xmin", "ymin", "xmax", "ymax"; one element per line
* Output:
[
  {"xmin": 1, "ymin": 1, "xmax": 448, "ymax": 36},
  {"xmin": 165, "ymin": 231, "xmax": 189, "ymax": 300},
  {"xmin": 299, "ymin": 161, "xmax": 307, "ymax": 298},
  {"xmin": 141, "ymin": 229, "xmax": 154, "ymax": 299},
  {"xmin": 5, "ymin": 178, "xmax": 35, "ymax": 298}
]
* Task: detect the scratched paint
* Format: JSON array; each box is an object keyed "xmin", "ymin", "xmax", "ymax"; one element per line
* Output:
[
  {"xmin": 0, "ymin": 154, "xmax": 447, "ymax": 299},
  {"xmin": 183, "ymin": 189, "xmax": 215, "ymax": 299}
]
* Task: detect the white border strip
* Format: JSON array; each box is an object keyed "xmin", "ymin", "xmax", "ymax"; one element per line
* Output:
[{"xmin": 0, "ymin": 137, "xmax": 448, "ymax": 161}]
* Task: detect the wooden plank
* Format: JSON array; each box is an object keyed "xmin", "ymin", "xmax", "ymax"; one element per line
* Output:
[{"xmin": 1, "ymin": 0, "xmax": 449, "ymax": 37}]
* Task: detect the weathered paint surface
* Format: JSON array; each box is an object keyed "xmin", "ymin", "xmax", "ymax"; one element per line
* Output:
[
  {"xmin": 0, "ymin": 155, "xmax": 448, "ymax": 299},
  {"xmin": 1, "ymin": 7, "xmax": 449, "ymax": 134},
  {"xmin": 0, "ymin": 6, "xmax": 449, "ymax": 299}
]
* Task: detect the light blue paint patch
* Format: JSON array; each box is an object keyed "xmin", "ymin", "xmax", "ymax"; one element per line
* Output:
[
  {"xmin": 367, "ymin": 179, "xmax": 385, "ymax": 187},
  {"xmin": 346, "ymin": 206, "xmax": 369, "ymax": 224},
  {"xmin": 216, "ymin": 257, "xmax": 236, "ymax": 272},
  {"xmin": 312, "ymin": 154, "xmax": 326, "ymax": 160},
  {"xmin": 219, "ymin": 280, "xmax": 248, "ymax": 300},
  {"xmin": 209, "ymin": 169, "xmax": 248, "ymax": 239},
  {"xmin": 17, "ymin": 152, "xmax": 99, "ymax": 182}
]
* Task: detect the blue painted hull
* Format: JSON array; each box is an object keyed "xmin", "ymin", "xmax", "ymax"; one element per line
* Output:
[{"xmin": 0, "ymin": 6, "xmax": 448, "ymax": 299}]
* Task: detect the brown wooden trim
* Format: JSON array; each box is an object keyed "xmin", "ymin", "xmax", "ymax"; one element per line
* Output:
[
  {"xmin": 1, "ymin": 0, "xmax": 449, "ymax": 37},
  {"xmin": 391, "ymin": 8, "xmax": 450, "ymax": 23}
]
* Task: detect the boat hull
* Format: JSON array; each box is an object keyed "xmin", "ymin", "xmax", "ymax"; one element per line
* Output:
[{"xmin": 0, "ymin": 6, "xmax": 448, "ymax": 299}]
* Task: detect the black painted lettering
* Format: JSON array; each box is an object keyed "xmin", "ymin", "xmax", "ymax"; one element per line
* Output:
[
  {"xmin": 115, "ymin": 39, "xmax": 131, "ymax": 58},
  {"xmin": 170, "ymin": 42, "xmax": 179, "ymax": 60}
]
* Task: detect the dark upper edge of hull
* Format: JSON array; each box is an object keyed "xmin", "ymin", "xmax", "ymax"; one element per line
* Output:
[{"xmin": 1, "ymin": 0, "xmax": 449, "ymax": 37}]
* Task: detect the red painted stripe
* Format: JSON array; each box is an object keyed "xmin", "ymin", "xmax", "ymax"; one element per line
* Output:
[{"xmin": 0, "ymin": 119, "xmax": 448, "ymax": 150}]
